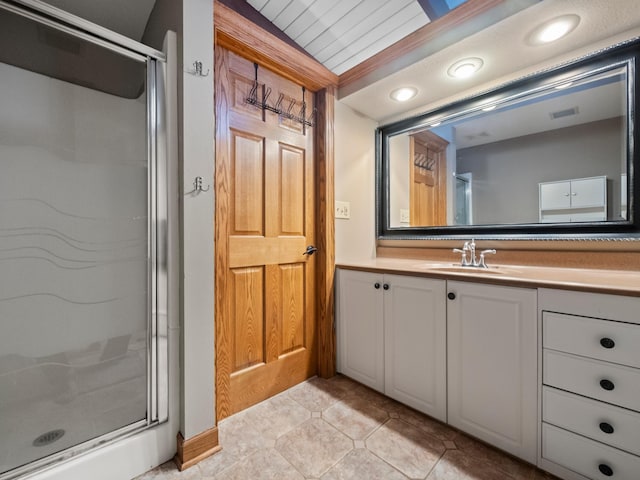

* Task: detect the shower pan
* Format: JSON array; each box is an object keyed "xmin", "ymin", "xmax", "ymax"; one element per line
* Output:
[{"xmin": 0, "ymin": 2, "xmax": 168, "ymax": 478}]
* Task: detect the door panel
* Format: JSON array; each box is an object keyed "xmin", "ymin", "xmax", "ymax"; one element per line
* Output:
[
  {"xmin": 231, "ymin": 267, "xmax": 265, "ymax": 372},
  {"xmin": 280, "ymin": 145, "xmax": 305, "ymax": 235},
  {"xmin": 216, "ymin": 47, "xmax": 316, "ymax": 419},
  {"xmin": 231, "ymin": 130, "xmax": 264, "ymax": 235},
  {"xmin": 278, "ymin": 263, "xmax": 306, "ymax": 355}
]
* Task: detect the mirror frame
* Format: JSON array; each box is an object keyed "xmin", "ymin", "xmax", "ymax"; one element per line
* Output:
[{"xmin": 376, "ymin": 41, "xmax": 640, "ymax": 241}]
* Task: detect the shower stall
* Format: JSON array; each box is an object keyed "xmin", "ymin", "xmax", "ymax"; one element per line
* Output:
[{"xmin": 0, "ymin": 2, "xmax": 168, "ymax": 478}]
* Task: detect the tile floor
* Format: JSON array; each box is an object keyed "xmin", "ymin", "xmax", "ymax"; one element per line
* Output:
[{"xmin": 136, "ymin": 375, "xmax": 559, "ymax": 480}]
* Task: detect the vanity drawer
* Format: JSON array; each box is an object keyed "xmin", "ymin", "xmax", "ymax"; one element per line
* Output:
[
  {"xmin": 542, "ymin": 423, "xmax": 640, "ymax": 480},
  {"xmin": 543, "ymin": 349, "xmax": 640, "ymax": 412},
  {"xmin": 543, "ymin": 386, "xmax": 640, "ymax": 456},
  {"xmin": 543, "ymin": 312, "xmax": 640, "ymax": 368}
]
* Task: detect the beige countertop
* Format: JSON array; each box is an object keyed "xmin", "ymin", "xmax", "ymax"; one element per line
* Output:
[{"xmin": 336, "ymin": 258, "xmax": 640, "ymax": 297}]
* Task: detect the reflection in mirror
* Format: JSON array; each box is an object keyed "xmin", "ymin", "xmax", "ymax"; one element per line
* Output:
[{"xmin": 385, "ymin": 59, "xmax": 631, "ymax": 232}]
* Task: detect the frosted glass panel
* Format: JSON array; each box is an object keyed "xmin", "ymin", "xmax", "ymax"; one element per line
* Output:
[{"xmin": 0, "ymin": 11, "xmax": 148, "ymax": 475}]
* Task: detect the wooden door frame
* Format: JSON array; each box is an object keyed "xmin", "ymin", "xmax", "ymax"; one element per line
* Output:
[{"xmin": 213, "ymin": 1, "xmax": 338, "ymax": 419}]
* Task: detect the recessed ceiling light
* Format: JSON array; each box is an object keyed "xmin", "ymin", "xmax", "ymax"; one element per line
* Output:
[
  {"xmin": 447, "ymin": 58, "xmax": 484, "ymax": 79},
  {"xmin": 528, "ymin": 14, "xmax": 580, "ymax": 45},
  {"xmin": 390, "ymin": 87, "xmax": 418, "ymax": 102}
]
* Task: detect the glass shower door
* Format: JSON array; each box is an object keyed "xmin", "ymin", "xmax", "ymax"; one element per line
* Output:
[{"xmin": 0, "ymin": 5, "xmax": 163, "ymax": 477}]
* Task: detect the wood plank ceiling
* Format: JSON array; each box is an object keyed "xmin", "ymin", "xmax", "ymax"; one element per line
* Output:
[{"xmin": 246, "ymin": 0, "xmax": 437, "ymax": 75}]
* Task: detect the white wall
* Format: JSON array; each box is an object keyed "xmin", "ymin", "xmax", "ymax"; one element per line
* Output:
[
  {"xmin": 334, "ymin": 101, "xmax": 378, "ymax": 263},
  {"xmin": 388, "ymin": 134, "xmax": 410, "ymax": 227},
  {"xmin": 179, "ymin": 0, "xmax": 216, "ymax": 440},
  {"xmin": 144, "ymin": 0, "xmax": 216, "ymax": 441}
]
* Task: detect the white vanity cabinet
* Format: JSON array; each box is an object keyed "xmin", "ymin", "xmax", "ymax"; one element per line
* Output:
[
  {"xmin": 336, "ymin": 269, "xmax": 447, "ymax": 421},
  {"xmin": 539, "ymin": 288, "xmax": 640, "ymax": 480},
  {"xmin": 539, "ymin": 175, "xmax": 607, "ymax": 223},
  {"xmin": 447, "ymin": 281, "xmax": 538, "ymax": 463},
  {"xmin": 336, "ymin": 269, "xmax": 385, "ymax": 392},
  {"xmin": 384, "ymin": 273, "xmax": 447, "ymax": 421}
]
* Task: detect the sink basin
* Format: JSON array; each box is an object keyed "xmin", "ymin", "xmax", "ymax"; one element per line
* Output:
[{"xmin": 414, "ymin": 263, "xmax": 515, "ymax": 275}]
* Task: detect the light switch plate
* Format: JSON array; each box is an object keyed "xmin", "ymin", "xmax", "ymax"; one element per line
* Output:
[
  {"xmin": 400, "ymin": 209, "xmax": 410, "ymax": 223},
  {"xmin": 335, "ymin": 201, "xmax": 351, "ymax": 219}
]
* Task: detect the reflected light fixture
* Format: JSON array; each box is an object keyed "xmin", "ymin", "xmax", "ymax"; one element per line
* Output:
[
  {"xmin": 448, "ymin": 58, "xmax": 484, "ymax": 79},
  {"xmin": 555, "ymin": 82, "xmax": 573, "ymax": 89},
  {"xmin": 529, "ymin": 14, "xmax": 580, "ymax": 45},
  {"xmin": 390, "ymin": 86, "xmax": 418, "ymax": 102},
  {"xmin": 482, "ymin": 104, "xmax": 496, "ymax": 111}
]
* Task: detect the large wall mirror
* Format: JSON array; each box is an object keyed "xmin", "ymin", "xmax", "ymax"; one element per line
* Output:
[{"xmin": 377, "ymin": 42, "xmax": 640, "ymax": 240}]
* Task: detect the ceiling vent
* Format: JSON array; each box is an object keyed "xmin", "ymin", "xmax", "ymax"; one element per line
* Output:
[{"xmin": 550, "ymin": 106, "xmax": 579, "ymax": 120}]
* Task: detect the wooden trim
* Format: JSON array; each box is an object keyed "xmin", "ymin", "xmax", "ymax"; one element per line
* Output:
[
  {"xmin": 338, "ymin": 0, "xmax": 506, "ymax": 94},
  {"xmin": 214, "ymin": 1, "xmax": 338, "ymax": 92},
  {"xmin": 316, "ymin": 86, "xmax": 336, "ymax": 378},
  {"xmin": 214, "ymin": 46, "xmax": 232, "ymax": 420},
  {"xmin": 174, "ymin": 428, "xmax": 221, "ymax": 471}
]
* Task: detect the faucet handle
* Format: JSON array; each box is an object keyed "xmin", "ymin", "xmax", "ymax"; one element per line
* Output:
[
  {"xmin": 478, "ymin": 249, "xmax": 497, "ymax": 268},
  {"xmin": 453, "ymin": 247, "xmax": 470, "ymax": 266}
]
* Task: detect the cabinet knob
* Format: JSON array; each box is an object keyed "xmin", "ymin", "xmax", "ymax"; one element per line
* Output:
[
  {"xmin": 374, "ymin": 282, "xmax": 381, "ymax": 289},
  {"xmin": 600, "ymin": 337, "xmax": 616, "ymax": 349},
  {"xmin": 599, "ymin": 422, "xmax": 615, "ymax": 434},
  {"xmin": 600, "ymin": 379, "xmax": 615, "ymax": 391},
  {"xmin": 598, "ymin": 464, "xmax": 614, "ymax": 477},
  {"xmin": 447, "ymin": 292, "xmax": 456, "ymax": 300},
  {"xmin": 383, "ymin": 283, "xmax": 390, "ymax": 290}
]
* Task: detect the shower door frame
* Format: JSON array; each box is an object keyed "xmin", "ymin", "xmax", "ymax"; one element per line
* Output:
[{"xmin": 0, "ymin": 2, "xmax": 169, "ymax": 478}]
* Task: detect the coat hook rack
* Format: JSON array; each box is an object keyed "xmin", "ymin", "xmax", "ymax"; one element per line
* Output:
[
  {"xmin": 245, "ymin": 63, "xmax": 315, "ymax": 128},
  {"xmin": 187, "ymin": 60, "xmax": 210, "ymax": 77},
  {"xmin": 187, "ymin": 176, "xmax": 210, "ymax": 195},
  {"xmin": 414, "ymin": 153, "xmax": 435, "ymax": 171}
]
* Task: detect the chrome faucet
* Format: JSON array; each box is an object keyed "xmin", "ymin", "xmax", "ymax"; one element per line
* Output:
[{"xmin": 452, "ymin": 239, "xmax": 496, "ymax": 268}]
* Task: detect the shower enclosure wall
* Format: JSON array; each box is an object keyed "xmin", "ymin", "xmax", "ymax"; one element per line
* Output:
[{"xmin": 0, "ymin": 3, "xmax": 168, "ymax": 478}]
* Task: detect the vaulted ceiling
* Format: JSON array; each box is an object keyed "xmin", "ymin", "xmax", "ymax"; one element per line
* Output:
[
  {"xmin": 29, "ymin": 0, "xmax": 640, "ymax": 123},
  {"xmin": 243, "ymin": 0, "xmax": 640, "ymax": 123},
  {"xmin": 246, "ymin": 0, "xmax": 440, "ymax": 75}
]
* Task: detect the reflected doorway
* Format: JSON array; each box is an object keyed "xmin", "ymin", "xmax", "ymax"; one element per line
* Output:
[{"xmin": 455, "ymin": 173, "xmax": 473, "ymax": 225}]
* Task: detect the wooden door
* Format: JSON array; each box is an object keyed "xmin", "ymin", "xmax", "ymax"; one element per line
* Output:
[
  {"xmin": 410, "ymin": 131, "xmax": 449, "ymax": 226},
  {"xmin": 215, "ymin": 48, "xmax": 317, "ymax": 419}
]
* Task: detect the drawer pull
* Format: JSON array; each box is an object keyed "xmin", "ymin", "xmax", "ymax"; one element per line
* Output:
[
  {"xmin": 599, "ymin": 422, "xmax": 615, "ymax": 434},
  {"xmin": 600, "ymin": 379, "xmax": 615, "ymax": 391},
  {"xmin": 598, "ymin": 463, "xmax": 614, "ymax": 477},
  {"xmin": 383, "ymin": 283, "xmax": 390, "ymax": 290},
  {"xmin": 374, "ymin": 282, "xmax": 381, "ymax": 289},
  {"xmin": 600, "ymin": 337, "xmax": 616, "ymax": 349},
  {"xmin": 447, "ymin": 292, "xmax": 456, "ymax": 300}
]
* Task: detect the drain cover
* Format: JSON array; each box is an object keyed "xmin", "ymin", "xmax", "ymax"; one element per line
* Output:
[{"xmin": 32, "ymin": 429, "xmax": 65, "ymax": 447}]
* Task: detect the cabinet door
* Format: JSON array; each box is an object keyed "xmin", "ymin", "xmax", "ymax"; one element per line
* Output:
[
  {"xmin": 570, "ymin": 177, "xmax": 605, "ymax": 208},
  {"xmin": 539, "ymin": 181, "xmax": 571, "ymax": 210},
  {"xmin": 447, "ymin": 281, "xmax": 537, "ymax": 463},
  {"xmin": 384, "ymin": 275, "xmax": 446, "ymax": 421},
  {"xmin": 336, "ymin": 269, "xmax": 384, "ymax": 392}
]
